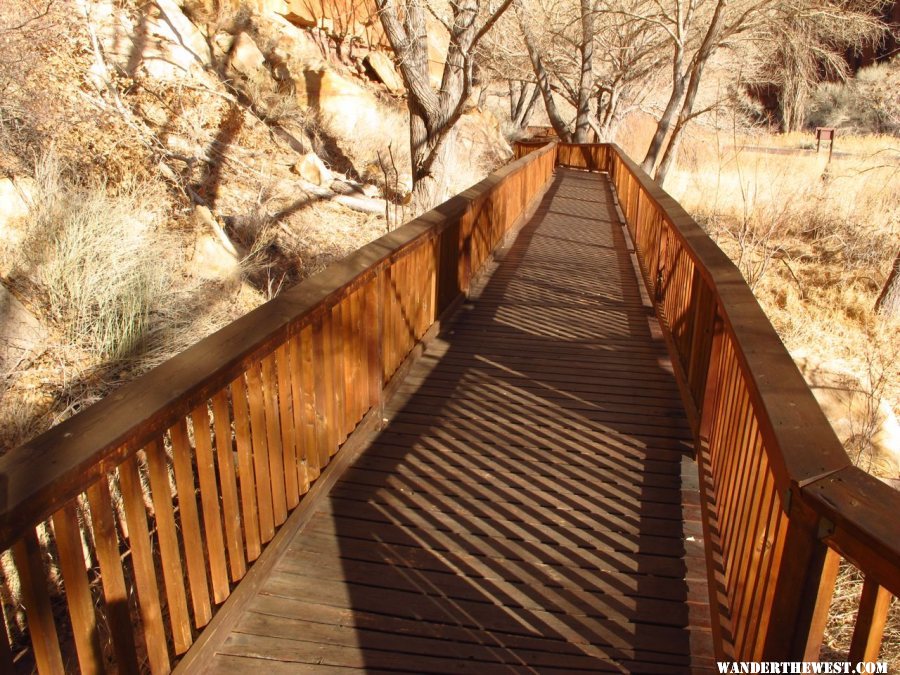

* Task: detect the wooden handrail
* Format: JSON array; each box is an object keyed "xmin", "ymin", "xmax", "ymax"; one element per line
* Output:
[
  {"xmin": 0, "ymin": 141, "xmax": 558, "ymax": 672},
  {"xmin": 533, "ymin": 140, "xmax": 900, "ymax": 661}
]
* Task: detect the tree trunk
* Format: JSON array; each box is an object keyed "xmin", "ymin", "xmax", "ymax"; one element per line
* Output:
[
  {"xmin": 377, "ymin": 0, "xmax": 513, "ymax": 212},
  {"xmin": 595, "ymin": 85, "xmax": 621, "ymax": 141},
  {"xmin": 640, "ymin": 43, "xmax": 686, "ymax": 175},
  {"xmin": 574, "ymin": 0, "xmax": 594, "ymax": 142},
  {"xmin": 518, "ymin": 5, "xmax": 573, "ymax": 141},
  {"xmin": 649, "ymin": 0, "xmax": 727, "ymax": 183},
  {"xmin": 509, "ymin": 81, "xmax": 541, "ymax": 129},
  {"xmin": 875, "ymin": 251, "xmax": 900, "ymax": 317}
]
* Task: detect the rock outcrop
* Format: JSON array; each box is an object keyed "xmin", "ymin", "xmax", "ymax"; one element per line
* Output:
[
  {"xmin": 0, "ymin": 285, "xmax": 46, "ymax": 387},
  {"xmin": 364, "ymin": 51, "xmax": 403, "ymax": 93}
]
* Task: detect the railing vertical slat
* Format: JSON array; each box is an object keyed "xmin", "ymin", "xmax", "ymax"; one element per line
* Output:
[
  {"xmin": 260, "ymin": 356, "xmax": 287, "ymax": 527},
  {"xmin": 312, "ymin": 317, "xmax": 331, "ymax": 467},
  {"xmin": 211, "ymin": 390, "xmax": 247, "ymax": 581},
  {"xmin": 0, "ymin": 624, "xmax": 13, "ymax": 673},
  {"xmin": 298, "ymin": 325, "xmax": 322, "ymax": 479},
  {"xmin": 351, "ymin": 288, "xmax": 366, "ymax": 423},
  {"xmin": 118, "ymin": 454, "xmax": 170, "ymax": 674},
  {"xmin": 342, "ymin": 294, "xmax": 357, "ymax": 427},
  {"xmin": 52, "ymin": 502, "xmax": 103, "ymax": 674},
  {"xmin": 288, "ymin": 333, "xmax": 313, "ymax": 492},
  {"xmin": 169, "ymin": 419, "xmax": 213, "ymax": 627},
  {"xmin": 12, "ymin": 530, "xmax": 65, "ymax": 675},
  {"xmin": 246, "ymin": 364, "xmax": 276, "ymax": 542},
  {"xmin": 762, "ymin": 499, "xmax": 831, "ymax": 658},
  {"xmin": 145, "ymin": 438, "xmax": 194, "ymax": 653},
  {"xmin": 734, "ymin": 456, "xmax": 774, "ymax": 655},
  {"xmin": 848, "ymin": 576, "xmax": 892, "ymax": 661},
  {"xmin": 190, "ymin": 404, "xmax": 230, "ymax": 604},
  {"xmin": 86, "ymin": 477, "xmax": 139, "ymax": 667},
  {"xmin": 275, "ymin": 344, "xmax": 300, "ymax": 510},
  {"xmin": 730, "ymin": 436, "xmax": 766, "ymax": 654},
  {"xmin": 323, "ymin": 312, "xmax": 339, "ymax": 459},
  {"xmin": 230, "ymin": 376, "xmax": 261, "ymax": 562},
  {"xmin": 749, "ymin": 502, "xmax": 789, "ymax": 659}
]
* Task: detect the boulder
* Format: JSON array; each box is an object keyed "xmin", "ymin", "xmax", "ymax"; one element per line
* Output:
[
  {"xmin": 96, "ymin": 0, "xmax": 213, "ymax": 81},
  {"xmin": 364, "ymin": 51, "xmax": 403, "ymax": 93},
  {"xmin": 255, "ymin": 0, "xmax": 289, "ymax": 13},
  {"xmin": 0, "ymin": 284, "xmax": 46, "ymax": 379},
  {"xmin": 283, "ymin": 0, "xmax": 317, "ymax": 27},
  {"xmin": 152, "ymin": 0, "xmax": 213, "ymax": 67},
  {"xmin": 190, "ymin": 207, "xmax": 241, "ymax": 280},
  {"xmin": 426, "ymin": 19, "xmax": 449, "ymax": 89},
  {"xmin": 269, "ymin": 15, "xmax": 326, "ymax": 66},
  {"xmin": 212, "ymin": 32, "xmax": 235, "ymax": 59},
  {"xmin": 229, "ymin": 32, "xmax": 267, "ymax": 79},
  {"xmin": 298, "ymin": 67, "xmax": 383, "ymax": 139},
  {"xmin": 0, "ymin": 178, "xmax": 34, "ymax": 253},
  {"xmin": 291, "ymin": 153, "xmax": 331, "ymax": 186}
]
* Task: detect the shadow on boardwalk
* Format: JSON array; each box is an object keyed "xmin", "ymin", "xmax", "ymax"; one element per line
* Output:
[{"xmin": 207, "ymin": 170, "xmax": 715, "ymax": 673}]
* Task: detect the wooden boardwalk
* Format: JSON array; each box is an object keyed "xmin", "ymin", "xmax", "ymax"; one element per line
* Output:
[{"xmin": 190, "ymin": 169, "xmax": 715, "ymax": 673}]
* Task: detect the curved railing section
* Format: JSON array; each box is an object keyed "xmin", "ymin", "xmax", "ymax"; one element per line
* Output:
[
  {"xmin": 530, "ymin": 139, "xmax": 899, "ymax": 662},
  {"xmin": 0, "ymin": 143, "xmax": 558, "ymax": 673}
]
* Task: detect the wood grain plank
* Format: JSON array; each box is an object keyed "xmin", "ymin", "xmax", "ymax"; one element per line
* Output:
[
  {"xmin": 118, "ymin": 454, "xmax": 170, "ymax": 673},
  {"xmin": 246, "ymin": 364, "xmax": 275, "ymax": 542},
  {"xmin": 297, "ymin": 325, "xmax": 319, "ymax": 482},
  {"xmin": 169, "ymin": 419, "xmax": 213, "ymax": 627},
  {"xmin": 86, "ymin": 477, "xmax": 139, "ymax": 667},
  {"xmin": 275, "ymin": 343, "xmax": 300, "ymax": 509},
  {"xmin": 212, "ymin": 390, "xmax": 247, "ymax": 582},
  {"xmin": 260, "ymin": 355, "xmax": 287, "ymax": 526},
  {"xmin": 230, "ymin": 376, "xmax": 261, "ymax": 562},
  {"xmin": 13, "ymin": 529, "xmax": 65, "ymax": 674},
  {"xmin": 848, "ymin": 576, "xmax": 892, "ymax": 661},
  {"xmin": 52, "ymin": 502, "xmax": 103, "ymax": 675},
  {"xmin": 191, "ymin": 404, "xmax": 230, "ymax": 604},
  {"xmin": 145, "ymin": 439, "xmax": 194, "ymax": 653},
  {"xmin": 312, "ymin": 317, "xmax": 333, "ymax": 469}
]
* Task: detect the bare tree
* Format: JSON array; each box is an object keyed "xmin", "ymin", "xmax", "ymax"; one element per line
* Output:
[
  {"xmin": 515, "ymin": 0, "xmax": 577, "ymax": 139},
  {"xmin": 508, "ymin": 80, "xmax": 542, "ymax": 130},
  {"xmin": 512, "ymin": 0, "xmax": 667, "ymax": 142},
  {"xmin": 639, "ymin": 0, "xmax": 885, "ymax": 182},
  {"xmin": 748, "ymin": 0, "xmax": 886, "ymax": 132},
  {"xmin": 875, "ymin": 250, "xmax": 900, "ymax": 317},
  {"xmin": 376, "ymin": 0, "xmax": 514, "ymax": 210}
]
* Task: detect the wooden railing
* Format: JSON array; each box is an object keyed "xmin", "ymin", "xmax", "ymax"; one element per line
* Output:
[
  {"xmin": 0, "ymin": 142, "xmax": 557, "ymax": 673},
  {"xmin": 532, "ymin": 140, "xmax": 899, "ymax": 662}
]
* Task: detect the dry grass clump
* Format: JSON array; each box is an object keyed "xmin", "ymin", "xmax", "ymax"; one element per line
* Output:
[
  {"xmin": 14, "ymin": 153, "xmax": 175, "ymax": 361},
  {"xmin": 0, "ymin": 151, "xmax": 245, "ymax": 453},
  {"xmin": 821, "ymin": 562, "xmax": 900, "ymax": 669},
  {"xmin": 667, "ymin": 135, "xmax": 899, "ymax": 374}
]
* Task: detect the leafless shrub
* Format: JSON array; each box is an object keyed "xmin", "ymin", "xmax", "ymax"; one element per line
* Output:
[
  {"xmin": 808, "ymin": 59, "xmax": 900, "ymax": 135},
  {"xmin": 240, "ymin": 71, "xmax": 308, "ymax": 127}
]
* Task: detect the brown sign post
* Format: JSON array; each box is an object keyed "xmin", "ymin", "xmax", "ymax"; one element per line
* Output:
[{"xmin": 815, "ymin": 127, "xmax": 836, "ymax": 161}]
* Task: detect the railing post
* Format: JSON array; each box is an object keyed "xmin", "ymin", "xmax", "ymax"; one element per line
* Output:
[
  {"xmin": 803, "ymin": 547, "xmax": 841, "ymax": 660},
  {"xmin": 761, "ymin": 495, "xmax": 831, "ymax": 658}
]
